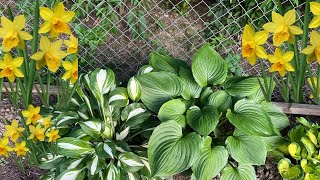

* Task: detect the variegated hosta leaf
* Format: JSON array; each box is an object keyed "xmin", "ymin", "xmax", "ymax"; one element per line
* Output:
[
  {"xmin": 179, "ymin": 67, "xmax": 202, "ymax": 100},
  {"xmin": 221, "ymin": 164, "xmax": 256, "ymax": 180},
  {"xmin": 106, "ymin": 162, "xmax": 121, "ymax": 180},
  {"xmin": 55, "ymin": 111, "xmax": 79, "ymax": 127},
  {"xmin": 79, "ymin": 120, "xmax": 102, "ymax": 139},
  {"xmin": 289, "ymin": 125, "xmax": 306, "ymax": 143},
  {"xmin": 39, "ymin": 172, "xmax": 55, "ymax": 180},
  {"xmin": 101, "ymin": 123, "xmax": 114, "ymax": 139},
  {"xmin": 278, "ymin": 158, "xmax": 303, "ymax": 180},
  {"xmin": 89, "ymin": 155, "xmax": 100, "ymax": 176},
  {"xmin": 224, "ymin": 76, "xmax": 261, "ymax": 97},
  {"xmin": 57, "ymin": 137, "xmax": 94, "ymax": 158},
  {"xmin": 226, "ymin": 99, "xmax": 277, "ymax": 137},
  {"xmin": 150, "ymin": 51, "xmax": 189, "ymax": 74},
  {"xmin": 306, "ymin": 130, "xmax": 317, "ymax": 146},
  {"xmin": 288, "ymin": 142, "xmax": 301, "ymax": 160},
  {"xmin": 261, "ymin": 102, "xmax": 290, "ymax": 131},
  {"xmin": 192, "ymin": 43, "xmax": 228, "ymax": 87},
  {"xmin": 121, "ymin": 103, "xmax": 151, "ymax": 129},
  {"xmin": 76, "ymin": 85, "xmax": 93, "ymax": 117},
  {"xmin": 38, "ymin": 154, "xmax": 64, "ymax": 169},
  {"xmin": 109, "ymin": 87, "xmax": 129, "ymax": 107},
  {"xmin": 136, "ymin": 72, "xmax": 183, "ymax": 112},
  {"xmin": 56, "ymin": 167, "xmax": 86, "ymax": 180},
  {"xmin": 66, "ymin": 158, "xmax": 84, "ymax": 170},
  {"xmin": 70, "ymin": 129, "xmax": 92, "ymax": 141},
  {"xmin": 158, "ymin": 99, "xmax": 190, "ymax": 127},
  {"xmin": 95, "ymin": 141, "xmax": 116, "ymax": 159},
  {"xmin": 191, "ymin": 137, "xmax": 228, "ymax": 180},
  {"xmin": 116, "ymin": 127, "xmax": 130, "ymax": 141},
  {"xmin": 226, "ymin": 130, "xmax": 267, "ymax": 165},
  {"xmin": 119, "ymin": 152, "xmax": 145, "ymax": 173},
  {"xmin": 78, "ymin": 103, "xmax": 90, "ymax": 120},
  {"xmin": 207, "ymin": 90, "xmax": 232, "ymax": 112},
  {"xmin": 138, "ymin": 65, "xmax": 153, "ymax": 75},
  {"xmin": 127, "ymin": 76, "xmax": 142, "ymax": 102},
  {"xmin": 186, "ymin": 105, "xmax": 220, "ymax": 136},
  {"xmin": 148, "ymin": 120, "xmax": 202, "ymax": 177},
  {"xmin": 301, "ymin": 136, "xmax": 316, "ymax": 156}
]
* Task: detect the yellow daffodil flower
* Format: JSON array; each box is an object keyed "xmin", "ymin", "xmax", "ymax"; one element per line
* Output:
[
  {"xmin": 22, "ymin": 105, "xmax": 43, "ymax": 125},
  {"xmin": 0, "ymin": 53, "xmax": 24, "ymax": 82},
  {"xmin": 268, "ymin": 48, "xmax": 295, "ymax": 77},
  {"xmin": 62, "ymin": 59, "xmax": 78, "ymax": 84},
  {"xmin": 0, "ymin": 15, "xmax": 32, "ymax": 52},
  {"xmin": 28, "ymin": 124, "xmax": 45, "ymax": 142},
  {"xmin": 0, "ymin": 137, "xmax": 12, "ymax": 157},
  {"xmin": 30, "ymin": 36, "xmax": 67, "ymax": 73},
  {"xmin": 64, "ymin": 34, "xmax": 78, "ymax": 55},
  {"xmin": 4, "ymin": 120, "xmax": 24, "ymax": 142},
  {"xmin": 242, "ymin": 24, "xmax": 268, "ymax": 65},
  {"xmin": 39, "ymin": 2, "xmax": 75, "ymax": 38},
  {"xmin": 46, "ymin": 128, "xmax": 60, "ymax": 142},
  {"xmin": 310, "ymin": 2, "xmax": 320, "ymax": 28},
  {"xmin": 13, "ymin": 141, "xmax": 29, "ymax": 157},
  {"xmin": 307, "ymin": 77, "xmax": 320, "ymax": 99},
  {"xmin": 41, "ymin": 117, "xmax": 53, "ymax": 129},
  {"xmin": 302, "ymin": 31, "xmax": 320, "ymax": 63},
  {"xmin": 263, "ymin": 10, "xmax": 303, "ymax": 46}
]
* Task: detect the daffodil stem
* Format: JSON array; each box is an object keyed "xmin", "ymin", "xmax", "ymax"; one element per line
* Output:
[
  {"xmin": 317, "ymin": 65, "xmax": 320, "ymax": 104},
  {"xmin": 46, "ymin": 72, "xmax": 51, "ymax": 107},
  {"xmin": 268, "ymin": 72, "xmax": 275, "ymax": 101},
  {"xmin": 0, "ymin": 78, "xmax": 3, "ymax": 101},
  {"xmin": 66, "ymin": 80, "xmax": 78, "ymax": 108},
  {"xmin": 279, "ymin": 76, "xmax": 289, "ymax": 102},
  {"xmin": 8, "ymin": 81, "xmax": 18, "ymax": 107},
  {"xmin": 259, "ymin": 59, "xmax": 271, "ymax": 101}
]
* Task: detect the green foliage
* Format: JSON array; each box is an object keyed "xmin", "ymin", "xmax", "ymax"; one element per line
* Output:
[
  {"xmin": 135, "ymin": 43, "xmax": 289, "ymax": 179},
  {"xmin": 277, "ymin": 117, "xmax": 320, "ymax": 180}
]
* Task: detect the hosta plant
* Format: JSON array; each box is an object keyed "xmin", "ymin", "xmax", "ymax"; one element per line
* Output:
[
  {"xmin": 39, "ymin": 68, "xmax": 158, "ymax": 180},
  {"xmin": 277, "ymin": 117, "xmax": 320, "ymax": 180},
  {"xmin": 134, "ymin": 44, "xmax": 290, "ymax": 179}
]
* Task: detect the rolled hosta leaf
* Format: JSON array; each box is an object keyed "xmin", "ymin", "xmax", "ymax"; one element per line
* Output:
[
  {"xmin": 301, "ymin": 136, "xmax": 316, "ymax": 156},
  {"xmin": 79, "ymin": 120, "xmax": 102, "ymax": 139},
  {"xmin": 278, "ymin": 158, "xmax": 303, "ymax": 180},
  {"xmin": 192, "ymin": 137, "xmax": 228, "ymax": 180},
  {"xmin": 106, "ymin": 162, "xmax": 121, "ymax": 180},
  {"xmin": 89, "ymin": 155, "xmax": 100, "ymax": 176},
  {"xmin": 119, "ymin": 152, "xmax": 145, "ymax": 173},
  {"xmin": 95, "ymin": 141, "xmax": 116, "ymax": 159},
  {"xmin": 138, "ymin": 65, "xmax": 153, "ymax": 75},
  {"xmin": 207, "ymin": 90, "xmax": 232, "ymax": 112},
  {"xmin": 55, "ymin": 111, "xmax": 79, "ymax": 127},
  {"xmin": 127, "ymin": 76, "xmax": 142, "ymax": 102},
  {"xmin": 38, "ymin": 154, "xmax": 64, "ymax": 170},
  {"xmin": 150, "ymin": 51, "xmax": 189, "ymax": 74},
  {"xmin": 56, "ymin": 168, "xmax": 86, "ymax": 180},
  {"xmin": 57, "ymin": 137, "xmax": 94, "ymax": 158},
  {"xmin": 226, "ymin": 99, "xmax": 276, "ymax": 137},
  {"xmin": 224, "ymin": 76, "xmax": 261, "ymax": 97},
  {"xmin": 136, "ymin": 72, "xmax": 183, "ymax": 112},
  {"xmin": 109, "ymin": 87, "xmax": 129, "ymax": 107},
  {"xmin": 158, "ymin": 99, "xmax": 190, "ymax": 127},
  {"xmin": 192, "ymin": 43, "xmax": 228, "ymax": 87},
  {"xmin": 261, "ymin": 102, "xmax": 290, "ymax": 131},
  {"xmin": 121, "ymin": 103, "xmax": 151, "ymax": 129},
  {"xmin": 226, "ymin": 130, "xmax": 267, "ymax": 165},
  {"xmin": 148, "ymin": 120, "xmax": 202, "ymax": 177},
  {"xmin": 179, "ymin": 67, "xmax": 202, "ymax": 100},
  {"xmin": 186, "ymin": 105, "xmax": 220, "ymax": 136},
  {"xmin": 221, "ymin": 164, "xmax": 256, "ymax": 180}
]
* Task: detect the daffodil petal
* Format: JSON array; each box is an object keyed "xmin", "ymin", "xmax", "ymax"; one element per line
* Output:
[
  {"xmin": 242, "ymin": 24, "xmax": 255, "ymax": 42},
  {"xmin": 13, "ymin": 57, "xmax": 23, "ymax": 67},
  {"xmin": 40, "ymin": 36, "xmax": 51, "ymax": 51},
  {"xmin": 279, "ymin": 69, "xmax": 286, "ymax": 77},
  {"xmin": 1, "ymin": 16, "xmax": 13, "ymax": 29},
  {"xmin": 310, "ymin": 31, "xmax": 320, "ymax": 47},
  {"xmin": 14, "ymin": 69, "xmax": 24, "ymax": 77},
  {"xmin": 19, "ymin": 31, "xmax": 32, "ymax": 40},
  {"xmin": 40, "ymin": 7, "xmax": 53, "ymax": 21},
  {"xmin": 51, "ymin": 39, "xmax": 63, "ymax": 50},
  {"xmin": 269, "ymin": 64, "xmax": 277, "ymax": 73},
  {"xmin": 0, "ymin": 28, "xmax": 6, "ymax": 38},
  {"xmin": 38, "ymin": 21, "xmax": 52, "ymax": 34},
  {"xmin": 62, "ymin": 71, "xmax": 72, "ymax": 80},
  {"xmin": 8, "ymin": 74, "xmax": 16, "ymax": 82},
  {"xmin": 302, "ymin": 46, "xmax": 315, "ymax": 55},
  {"xmin": 54, "ymin": 3, "xmax": 65, "ymax": 18},
  {"xmin": 263, "ymin": 22, "xmax": 277, "ymax": 33},
  {"xmin": 62, "ymin": 11, "xmax": 75, "ymax": 22},
  {"xmin": 13, "ymin": 15, "xmax": 26, "ymax": 31},
  {"xmin": 289, "ymin": 26, "xmax": 303, "ymax": 35},
  {"xmin": 309, "ymin": 16, "xmax": 320, "ymax": 28},
  {"xmin": 247, "ymin": 55, "xmax": 257, "ymax": 65},
  {"xmin": 31, "ymin": 51, "xmax": 45, "ymax": 61},
  {"xmin": 285, "ymin": 63, "xmax": 295, "ymax": 72},
  {"xmin": 255, "ymin": 46, "xmax": 267, "ymax": 59},
  {"xmin": 254, "ymin": 31, "xmax": 268, "ymax": 45},
  {"xmin": 274, "ymin": 48, "xmax": 283, "ymax": 58},
  {"xmin": 267, "ymin": 55, "xmax": 276, "ymax": 63},
  {"xmin": 36, "ymin": 59, "xmax": 46, "ymax": 69},
  {"xmin": 272, "ymin": 11, "xmax": 283, "ymax": 25},
  {"xmin": 288, "ymin": 34, "xmax": 295, "ymax": 44},
  {"xmin": 284, "ymin": 10, "xmax": 296, "ymax": 25},
  {"xmin": 283, "ymin": 51, "xmax": 294, "ymax": 62},
  {"xmin": 311, "ymin": 2, "xmax": 320, "ymax": 16},
  {"xmin": 62, "ymin": 61, "xmax": 73, "ymax": 70},
  {"xmin": 64, "ymin": 40, "xmax": 71, "ymax": 46}
]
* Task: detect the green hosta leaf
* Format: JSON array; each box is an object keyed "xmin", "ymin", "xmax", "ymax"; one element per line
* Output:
[
  {"xmin": 200, "ymin": 87, "xmax": 213, "ymax": 105},
  {"xmin": 57, "ymin": 167, "xmax": 86, "ymax": 180},
  {"xmin": 38, "ymin": 154, "xmax": 64, "ymax": 169},
  {"xmin": 179, "ymin": 67, "xmax": 202, "ymax": 100},
  {"xmin": 192, "ymin": 43, "xmax": 227, "ymax": 87},
  {"xmin": 192, "ymin": 137, "xmax": 228, "ymax": 180},
  {"xmin": 119, "ymin": 152, "xmax": 145, "ymax": 173},
  {"xmin": 55, "ymin": 111, "xmax": 79, "ymax": 127},
  {"xmin": 150, "ymin": 51, "xmax": 189, "ymax": 74},
  {"xmin": 207, "ymin": 90, "xmax": 232, "ymax": 112},
  {"xmin": 289, "ymin": 125, "xmax": 306, "ymax": 145},
  {"xmin": 127, "ymin": 76, "xmax": 142, "ymax": 102},
  {"xmin": 226, "ymin": 130, "xmax": 267, "ymax": 165},
  {"xmin": 148, "ymin": 121, "xmax": 202, "ymax": 177},
  {"xmin": 261, "ymin": 102, "xmax": 290, "ymax": 131},
  {"xmin": 121, "ymin": 103, "xmax": 151, "ymax": 129},
  {"xmin": 221, "ymin": 164, "xmax": 256, "ymax": 180},
  {"xmin": 248, "ymin": 77, "xmax": 275, "ymax": 103},
  {"xmin": 136, "ymin": 72, "xmax": 183, "ymax": 112},
  {"xmin": 263, "ymin": 136, "xmax": 287, "ymax": 151},
  {"xmin": 79, "ymin": 120, "xmax": 102, "ymax": 139},
  {"xmin": 278, "ymin": 158, "xmax": 304, "ymax": 180},
  {"xmin": 95, "ymin": 141, "xmax": 116, "ymax": 159},
  {"xmin": 224, "ymin": 76, "xmax": 260, "ymax": 97},
  {"xmin": 186, "ymin": 105, "xmax": 220, "ymax": 136},
  {"xmin": 138, "ymin": 65, "xmax": 153, "ymax": 75},
  {"xmin": 158, "ymin": 99, "xmax": 190, "ymax": 127},
  {"xmin": 109, "ymin": 87, "xmax": 129, "ymax": 107},
  {"xmin": 226, "ymin": 99, "xmax": 276, "ymax": 137},
  {"xmin": 57, "ymin": 137, "xmax": 94, "ymax": 158}
]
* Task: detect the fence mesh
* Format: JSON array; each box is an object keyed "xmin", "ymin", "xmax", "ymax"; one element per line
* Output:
[{"xmin": 0, "ymin": 0, "xmax": 315, "ymax": 93}]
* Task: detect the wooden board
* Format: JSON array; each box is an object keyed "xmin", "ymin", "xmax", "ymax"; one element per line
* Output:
[{"xmin": 273, "ymin": 102, "xmax": 320, "ymax": 116}]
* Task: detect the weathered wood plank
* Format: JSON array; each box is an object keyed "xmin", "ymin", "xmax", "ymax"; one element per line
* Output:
[
  {"xmin": 273, "ymin": 102, "xmax": 320, "ymax": 116},
  {"xmin": 1, "ymin": 82, "xmax": 57, "ymax": 94}
]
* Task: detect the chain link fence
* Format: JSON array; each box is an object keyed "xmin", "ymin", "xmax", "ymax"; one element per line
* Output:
[{"xmin": 0, "ymin": 0, "xmax": 312, "ymax": 86}]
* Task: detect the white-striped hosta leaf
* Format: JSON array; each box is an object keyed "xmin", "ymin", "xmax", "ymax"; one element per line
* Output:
[
  {"xmin": 221, "ymin": 164, "xmax": 256, "ymax": 180},
  {"xmin": 106, "ymin": 163, "xmax": 121, "ymax": 180},
  {"xmin": 179, "ymin": 67, "xmax": 202, "ymax": 100},
  {"xmin": 136, "ymin": 72, "xmax": 183, "ymax": 112},
  {"xmin": 95, "ymin": 141, "xmax": 116, "ymax": 159},
  {"xmin": 192, "ymin": 43, "xmax": 227, "ymax": 87},
  {"xmin": 116, "ymin": 127, "xmax": 130, "ymax": 141},
  {"xmin": 119, "ymin": 152, "xmax": 144, "ymax": 173},
  {"xmin": 121, "ymin": 103, "xmax": 151, "ymax": 129},
  {"xmin": 101, "ymin": 123, "xmax": 114, "ymax": 139},
  {"xmin": 57, "ymin": 137, "xmax": 94, "ymax": 158},
  {"xmin": 38, "ymin": 154, "xmax": 64, "ymax": 170},
  {"xmin": 90, "ymin": 155, "xmax": 99, "ymax": 175},
  {"xmin": 138, "ymin": 65, "xmax": 153, "ymax": 75},
  {"xmin": 109, "ymin": 87, "xmax": 129, "ymax": 107},
  {"xmin": 127, "ymin": 76, "xmax": 142, "ymax": 102},
  {"xmin": 158, "ymin": 99, "xmax": 190, "ymax": 127},
  {"xmin": 192, "ymin": 137, "xmax": 228, "ymax": 180},
  {"xmin": 55, "ymin": 111, "xmax": 79, "ymax": 127},
  {"xmin": 57, "ymin": 168, "xmax": 85, "ymax": 180},
  {"xmin": 148, "ymin": 120, "xmax": 202, "ymax": 177},
  {"xmin": 224, "ymin": 76, "xmax": 260, "ymax": 97},
  {"xmin": 67, "ymin": 158, "xmax": 84, "ymax": 170},
  {"xmin": 226, "ymin": 99, "xmax": 276, "ymax": 137},
  {"xmin": 207, "ymin": 90, "xmax": 232, "ymax": 112},
  {"xmin": 79, "ymin": 120, "xmax": 102, "ymax": 139}
]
